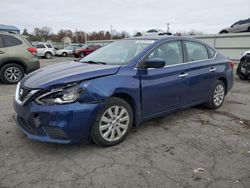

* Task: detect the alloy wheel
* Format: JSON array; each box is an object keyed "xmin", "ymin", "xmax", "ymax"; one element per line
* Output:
[
  {"xmin": 99, "ymin": 105, "xmax": 130, "ymax": 142},
  {"xmin": 4, "ymin": 67, "xmax": 22, "ymax": 83},
  {"xmin": 213, "ymin": 84, "xmax": 225, "ymax": 106}
]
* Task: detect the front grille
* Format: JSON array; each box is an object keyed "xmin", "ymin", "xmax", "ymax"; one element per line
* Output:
[
  {"xmin": 17, "ymin": 116, "xmax": 37, "ymax": 134},
  {"xmin": 43, "ymin": 127, "xmax": 68, "ymax": 140},
  {"xmin": 19, "ymin": 85, "xmax": 32, "ymax": 101}
]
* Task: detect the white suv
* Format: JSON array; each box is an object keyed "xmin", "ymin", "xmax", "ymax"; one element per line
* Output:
[{"xmin": 33, "ymin": 42, "xmax": 56, "ymax": 59}]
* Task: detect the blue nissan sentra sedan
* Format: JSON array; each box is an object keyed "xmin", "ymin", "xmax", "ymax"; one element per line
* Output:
[{"xmin": 13, "ymin": 36, "xmax": 234, "ymax": 146}]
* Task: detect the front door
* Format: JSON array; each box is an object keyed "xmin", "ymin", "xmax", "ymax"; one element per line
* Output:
[{"xmin": 139, "ymin": 41, "xmax": 190, "ymax": 118}]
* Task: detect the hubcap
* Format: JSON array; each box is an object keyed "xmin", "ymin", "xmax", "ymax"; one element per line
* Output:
[
  {"xmin": 4, "ymin": 67, "xmax": 22, "ymax": 82},
  {"xmin": 213, "ymin": 84, "xmax": 224, "ymax": 106},
  {"xmin": 99, "ymin": 106, "xmax": 129, "ymax": 142}
]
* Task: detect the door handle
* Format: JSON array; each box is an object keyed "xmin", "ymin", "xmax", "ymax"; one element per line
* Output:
[
  {"xmin": 178, "ymin": 73, "xmax": 189, "ymax": 78},
  {"xmin": 210, "ymin": 68, "xmax": 216, "ymax": 72},
  {"xmin": 0, "ymin": 51, "xmax": 5, "ymax": 54}
]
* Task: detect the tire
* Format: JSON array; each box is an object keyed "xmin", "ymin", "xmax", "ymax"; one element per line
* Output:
[
  {"xmin": 239, "ymin": 75, "xmax": 248, "ymax": 80},
  {"xmin": 248, "ymin": 27, "xmax": 250, "ymax": 32},
  {"xmin": 0, "ymin": 63, "xmax": 25, "ymax": 84},
  {"xmin": 80, "ymin": 52, "xmax": 85, "ymax": 58},
  {"xmin": 92, "ymin": 97, "xmax": 133, "ymax": 147},
  {"xmin": 220, "ymin": 30, "xmax": 228, "ymax": 34},
  {"xmin": 45, "ymin": 52, "xmax": 52, "ymax": 59},
  {"xmin": 62, "ymin": 52, "xmax": 67, "ymax": 57},
  {"xmin": 205, "ymin": 80, "xmax": 225, "ymax": 109}
]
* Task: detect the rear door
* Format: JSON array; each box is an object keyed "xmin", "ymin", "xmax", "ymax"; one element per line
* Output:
[
  {"xmin": 0, "ymin": 35, "xmax": 9, "ymax": 64},
  {"xmin": 36, "ymin": 44, "xmax": 46, "ymax": 56},
  {"xmin": 140, "ymin": 40, "xmax": 190, "ymax": 117},
  {"xmin": 183, "ymin": 40, "xmax": 217, "ymax": 104}
]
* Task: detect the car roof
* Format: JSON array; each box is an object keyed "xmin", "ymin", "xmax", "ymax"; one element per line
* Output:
[{"xmin": 127, "ymin": 35, "xmax": 201, "ymax": 42}]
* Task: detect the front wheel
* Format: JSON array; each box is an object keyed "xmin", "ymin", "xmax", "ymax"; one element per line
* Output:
[
  {"xmin": 205, "ymin": 80, "xmax": 225, "ymax": 109},
  {"xmin": 239, "ymin": 75, "xmax": 248, "ymax": 80},
  {"xmin": 92, "ymin": 97, "xmax": 133, "ymax": 147}
]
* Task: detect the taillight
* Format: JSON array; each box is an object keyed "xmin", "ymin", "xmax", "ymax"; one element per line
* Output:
[
  {"xmin": 228, "ymin": 60, "xmax": 234, "ymax": 69},
  {"xmin": 27, "ymin": 47, "xmax": 37, "ymax": 55}
]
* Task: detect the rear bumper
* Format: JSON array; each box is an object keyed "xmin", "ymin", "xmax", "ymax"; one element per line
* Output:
[
  {"xmin": 73, "ymin": 52, "xmax": 80, "ymax": 57},
  {"xmin": 26, "ymin": 58, "xmax": 40, "ymax": 73}
]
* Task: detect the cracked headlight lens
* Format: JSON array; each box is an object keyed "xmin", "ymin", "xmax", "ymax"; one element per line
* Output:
[{"xmin": 36, "ymin": 84, "xmax": 83, "ymax": 105}]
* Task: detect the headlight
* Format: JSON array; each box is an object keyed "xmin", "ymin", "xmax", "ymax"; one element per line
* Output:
[{"xmin": 36, "ymin": 84, "xmax": 83, "ymax": 105}]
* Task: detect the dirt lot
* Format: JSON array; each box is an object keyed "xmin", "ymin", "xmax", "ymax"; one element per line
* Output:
[{"xmin": 0, "ymin": 57, "xmax": 250, "ymax": 188}]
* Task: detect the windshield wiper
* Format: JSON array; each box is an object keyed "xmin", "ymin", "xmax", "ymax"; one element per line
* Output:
[{"xmin": 82, "ymin": 61, "xmax": 106, "ymax": 65}]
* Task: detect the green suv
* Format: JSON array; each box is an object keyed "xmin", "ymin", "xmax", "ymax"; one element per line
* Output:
[{"xmin": 0, "ymin": 32, "xmax": 40, "ymax": 84}]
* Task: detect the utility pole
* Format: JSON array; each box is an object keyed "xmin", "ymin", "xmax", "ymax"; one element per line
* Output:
[
  {"xmin": 110, "ymin": 25, "xmax": 113, "ymax": 40},
  {"xmin": 85, "ymin": 32, "xmax": 88, "ymax": 44},
  {"xmin": 165, "ymin": 23, "xmax": 170, "ymax": 33},
  {"xmin": 75, "ymin": 29, "xmax": 78, "ymax": 43}
]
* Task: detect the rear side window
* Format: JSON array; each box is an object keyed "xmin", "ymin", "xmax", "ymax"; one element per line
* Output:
[
  {"xmin": 148, "ymin": 41, "xmax": 183, "ymax": 66},
  {"xmin": 46, "ymin": 44, "xmax": 53, "ymax": 48},
  {"xmin": 1, "ymin": 34, "xmax": 22, "ymax": 47},
  {"xmin": 36, "ymin": 44, "xmax": 46, "ymax": 48},
  {"xmin": 207, "ymin": 46, "xmax": 216, "ymax": 58},
  {"xmin": 185, "ymin": 41, "xmax": 208, "ymax": 62}
]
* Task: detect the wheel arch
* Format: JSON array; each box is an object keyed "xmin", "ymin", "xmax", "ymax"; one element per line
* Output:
[
  {"xmin": 112, "ymin": 92, "xmax": 139, "ymax": 126},
  {"xmin": 218, "ymin": 77, "xmax": 228, "ymax": 95},
  {"xmin": 0, "ymin": 60, "xmax": 27, "ymax": 73},
  {"xmin": 219, "ymin": 30, "xmax": 228, "ymax": 34}
]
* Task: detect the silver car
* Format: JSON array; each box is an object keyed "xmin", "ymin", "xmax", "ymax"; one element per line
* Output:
[
  {"xmin": 219, "ymin": 18, "xmax": 250, "ymax": 34},
  {"xmin": 55, "ymin": 45, "xmax": 82, "ymax": 57},
  {"xmin": 33, "ymin": 42, "xmax": 56, "ymax": 59}
]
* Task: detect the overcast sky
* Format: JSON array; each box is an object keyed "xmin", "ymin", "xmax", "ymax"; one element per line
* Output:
[{"xmin": 1, "ymin": 0, "xmax": 249, "ymax": 34}]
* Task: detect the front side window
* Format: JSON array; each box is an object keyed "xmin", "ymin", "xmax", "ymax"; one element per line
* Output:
[
  {"xmin": 1, "ymin": 35, "xmax": 22, "ymax": 47},
  {"xmin": 148, "ymin": 41, "xmax": 183, "ymax": 66},
  {"xmin": 81, "ymin": 39, "xmax": 155, "ymax": 65},
  {"xmin": 185, "ymin": 41, "xmax": 208, "ymax": 62},
  {"xmin": 46, "ymin": 44, "xmax": 53, "ymax": 48}
]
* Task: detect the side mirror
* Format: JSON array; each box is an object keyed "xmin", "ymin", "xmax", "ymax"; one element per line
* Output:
[{"xmin": 143, "ymin": 58, "xmax": 166, "ymax": 69}]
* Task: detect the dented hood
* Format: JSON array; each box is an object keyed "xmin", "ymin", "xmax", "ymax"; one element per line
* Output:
[{"xmin": 21, "ymin": 61, "xmax": 120, "ymax": 89}]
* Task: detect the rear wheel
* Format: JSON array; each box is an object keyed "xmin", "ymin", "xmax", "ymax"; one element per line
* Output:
[
  {"xmin": 92, "ymin": 97, "xmax": 133, "ymax": 147},
  {"xmin": 62, "ymin": 52, "xmax": 67, "ymax": 57},
  {"xmin": 0, "ymin": 63, "xmax": 25, "ymax": 84},
  {"xmin": 205, "ymin": 80, "xmax": 225, "ymax": 109},
  {"xmin": 45, "ymin": 52, "xmax": 52, "ymax": 59}
]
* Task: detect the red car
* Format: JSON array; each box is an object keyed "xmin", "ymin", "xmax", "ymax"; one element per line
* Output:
[{"xmin": 73, "ymin": 45, "xmax": 102, "ymax": 58}]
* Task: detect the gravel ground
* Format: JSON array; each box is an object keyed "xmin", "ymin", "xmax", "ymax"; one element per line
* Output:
[{"xmin": 0, "ymin": 57, "xmax": 249, "ymax": 188}]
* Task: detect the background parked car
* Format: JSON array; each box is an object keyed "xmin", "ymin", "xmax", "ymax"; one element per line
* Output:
[
  {"xmin": 73, "ymin": 44, "xmax": 102, "ymax": 58},
  {"xmin": 0, "ymin": 32, "xmax": 40, "ymax": 84},
  {"xmin": 55, "ymin": 44, "xmax": 83, "ymax": 57},
  {"xmin": 219, "ymin": 18, "xmax": 250, "ymax": 34},
  {"xmin": 33, "ymin": 42, "xmax": 55, "ymax": 59},
  {"xmin": 144, "ymin": 29, "xmax": 164, "ymax": 36},
  {"xmin": 237, "ymin": 53, "xmax": 250, "ymax": 80}
]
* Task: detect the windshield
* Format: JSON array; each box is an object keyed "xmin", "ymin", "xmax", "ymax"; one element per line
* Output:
[{"xmin": 80, "ymin": 39, "xmax": 155, "ymax": 65}]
